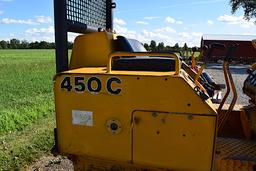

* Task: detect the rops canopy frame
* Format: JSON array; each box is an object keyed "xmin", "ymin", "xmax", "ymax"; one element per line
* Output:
[{"xmin": 54, "ymin": 0, "xmax": 116, "ymax": 73}]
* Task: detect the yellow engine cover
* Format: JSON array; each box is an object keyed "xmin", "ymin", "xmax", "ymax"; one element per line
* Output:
[{"xmin": 54, "ymin": 68, "xmax": 217, "ymax": 171}]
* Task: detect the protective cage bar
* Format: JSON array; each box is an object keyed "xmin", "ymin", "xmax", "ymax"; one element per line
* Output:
[{"xmin": 54, "ymin": 0, "xmax": 115, "ymax": 73}]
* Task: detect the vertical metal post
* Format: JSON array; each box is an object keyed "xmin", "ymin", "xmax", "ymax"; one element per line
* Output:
[
  {"xmin": 106, "ymin": 0, "xmax": 115, "ymax": 30},
  {"xmin": 54, "ymin": 0, "xmax": 69, "ymax": 73}
]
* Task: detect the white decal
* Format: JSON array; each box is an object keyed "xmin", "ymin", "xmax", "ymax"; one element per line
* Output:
[{"xmin": 72, "ymin": 110, "xmax": 93, "ymax": 126}]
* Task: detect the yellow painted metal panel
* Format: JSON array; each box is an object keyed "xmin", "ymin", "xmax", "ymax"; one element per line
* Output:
[
  {"xmin": 70, "ymin": 31, "xmax": 115, "ymax": 69},
  {"xmin": 132, "ymin": 111, "xmax": 216, "ymax": 171},
  {"xmin": 54, "ymin": 69, "xmax": 217, "ymax": 169}
]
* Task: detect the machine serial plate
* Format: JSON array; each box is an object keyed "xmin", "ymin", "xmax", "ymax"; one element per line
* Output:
[{"xmin": 72, "ymin": 110, "xmax": 93, "ymax": 126}]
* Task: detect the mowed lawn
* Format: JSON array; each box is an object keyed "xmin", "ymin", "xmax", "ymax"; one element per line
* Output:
[{"xmin": 0, "ymin": 49, "xmax": 56, "ymax": 170}]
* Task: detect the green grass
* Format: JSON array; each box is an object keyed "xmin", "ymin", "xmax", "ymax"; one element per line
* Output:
[
  {"xmin": 0, "ymin": 49, "xmax": 56, "ymax": 170},
  {"xmin": 0, "ymin": 116, "xmax": 54, "ymax": 170},
  {"xmin": 0, "ymin": 49, "xmax": 55, "ymax": 133}
]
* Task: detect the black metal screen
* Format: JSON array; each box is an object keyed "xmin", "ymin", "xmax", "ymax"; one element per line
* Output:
[{"xmin": 67, "ymin": 0, "xmax": 107, "ymax": 29}]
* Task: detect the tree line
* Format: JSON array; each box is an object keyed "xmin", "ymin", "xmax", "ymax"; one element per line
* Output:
[
  {"xmin": 0, "ymin": 39, "xmax": 191, "ymax": 55},
  {"xmin": 0, "ymin": 39, "xmax": 73, "ymax": 49},
  {"xmin": 143, "ymin": 40, "xmax": 190, "ymax": 53}
]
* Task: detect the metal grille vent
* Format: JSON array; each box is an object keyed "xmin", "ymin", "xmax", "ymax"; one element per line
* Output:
[
  {"xmin": 67, "ymin": 0, "xmax": 107, "ymax": 29},
  {"xmin": 216, "ymin": 137, "xmax": 256, "ymax": 161}
]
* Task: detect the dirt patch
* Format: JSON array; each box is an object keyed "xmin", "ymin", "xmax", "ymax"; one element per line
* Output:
[{"xmin": 25, "ymin": 155, "xmax": 73, "ymax": 171}]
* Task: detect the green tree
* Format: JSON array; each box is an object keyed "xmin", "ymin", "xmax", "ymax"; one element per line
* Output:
[
  {"xmin": 20, "ymin": 40, "xmax": 29, "ymax": 49},
  {"xmin": 165, "ymin": 45, "xmax": 172, "ymax": 51},
  {"xmin": 0, "ymin": 39, "xmax": 59, "ymax": 49},
  {"xmin": 49, "ymin": 42, "xmax": 56, "ymax": 49},
  {"xmin": 150, "ymin": 40, "xmax": 157, "ymax": 52},
  {"xmin": 183, "ymin": 43, "xmax": 188, "ymax": 57},
  {"xmin": 0, "ymin": 40, "xmax": 8, "ymax": 49},
  {"xmin": 157, "ymin": 42, "xmax": 165, "ymax": 51},
  {"xmin": 173, "ymin": 43, "xmax": 180, "ymax": 51},
  {"xmin": 10, "ymin": 39, "xmax": 20, "ymax": 49},
  {"xmin": 230, "ymin": 0, "xmax": 256, "ymax": 21},
  {"xmin": 39, "ymin": 41, "xmax": 49, "ymax": 49},
  {"xmin": 143, "ymin": 43, "xmax": 150, "ymax": 51},
  {"xmin": 29, "ymin": 41, "xmax": 40, "ymax": 49}
]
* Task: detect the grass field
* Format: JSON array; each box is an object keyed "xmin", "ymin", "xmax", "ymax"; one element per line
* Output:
[{"xmin": 0, "ymin": 49, "xmax": 56, "ymax": 170}]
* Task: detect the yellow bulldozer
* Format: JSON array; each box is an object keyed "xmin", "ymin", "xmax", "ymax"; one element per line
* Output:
[{"xmin": 51, "ymin": 0, "xmax": 256, "ymax": 170}]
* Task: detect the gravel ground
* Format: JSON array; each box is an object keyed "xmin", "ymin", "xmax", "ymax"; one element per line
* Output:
[
  {"xmin": 205, "ymin": 63, "xmax": 250, "ymax": 106},
  {"xmin": 27, "ymin": 63, "xmax": 251, "ymax": 170},
  {"xmin": 25, "ymin": 156, "xmax": 73, "ymax": 171}
]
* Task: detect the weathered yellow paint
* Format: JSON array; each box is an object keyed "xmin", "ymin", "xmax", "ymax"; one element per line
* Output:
[
  {"xmin": 132, "ymin": 111, "xmax": 216, "ymax": 171},
  {"xmin": 54, "ymin": 31, "xmax": 218, "ymax": 170}
]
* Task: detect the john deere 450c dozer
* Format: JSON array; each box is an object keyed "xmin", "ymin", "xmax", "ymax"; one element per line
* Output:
[{"xmin": 52, "ymin": 0, "xmax": 256, "ymax": 170}]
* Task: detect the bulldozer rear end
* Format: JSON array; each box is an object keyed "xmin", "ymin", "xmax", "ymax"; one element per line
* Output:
[
  {"xmin": 53, "ymin": 32, "xmax": 218, "ymax": 171},
  {"xmin": 52, "ymin": 1, "xmax": 256, "ymax": 170}
]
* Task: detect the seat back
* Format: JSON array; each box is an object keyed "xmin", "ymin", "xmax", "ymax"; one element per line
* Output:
[{"xmin": 70, "ymin": 31, "xmax": 115, "ymax": 69}]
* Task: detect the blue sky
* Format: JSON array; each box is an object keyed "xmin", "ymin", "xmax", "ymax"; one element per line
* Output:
[{"xmin": 0, "ymin": 0, "xmax": 255, "ymax": 46}]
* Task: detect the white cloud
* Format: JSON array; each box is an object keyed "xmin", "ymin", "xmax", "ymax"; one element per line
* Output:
[
  {"xmin": 24, "ymin": 26, "xmax": 54, "ymax": 42},
  {"xmin": 114, "ymin": 18, "xmax": 126, "ymax": 26},
  {"xmin": 165, "ymin": 17, "xmax": 175, "ymax": 24},
  {"xmin": 218, "ymin": 15, "xmax": 242, "ymax": 24},
  {"xmin": 136, "ymin": 21, "xmax": 149, "ymax": 25},
  {"xmin": 154, "ymin": 27, "xmax": 176, "ymax": 33},
  {"xmin": 0, "ymin": 18, "xmax": 36, "ymax": 25},
  {"xmin": 25, "ymin": 26, "xmax": 54, "ymax": 34},
  {"xmin": 218, "ymin": 14, "xmax": 255, "ymax": 28},
  {"xmin": 165, "ymin": 17, "xmax": 183, "ymax": 24},
  {"xmin": 114, "ymin": 22, "xmax": 202, "ymax": 47},
  {"xmin": 34, "ymin": 16, "xmax": 52, "ymax": 24},
  {"xmin": 178, "ymin": 32, "xmax": 202, "ymax": 39},
  {"xmin": 242, "ymin": 33, "xmax": 255, "ymax": 35},
  {"xmin": 115, "ymin": 24, "xmax": 162, "ymax": 43},
  {"xmin": 144, "ymin": 16, "xmax": 160, "ymax": 20},
  {"xmin": 207, "ymin": 20, "xmax": 214, "ymax": 25},
  {"xmin": 0, "ymin": 16, "xmax": 52, "ymax": 25},
  {"xmin": 114, "ymin": 24, "xmax": 137, "ymax": 38},
  {"xmin": 140, "ymin": 29, "xmax": 171, "ymax": 43},
  {"xmin": 176, "ymin": 21, "xmax": 183, "ymax": 24},
  {"xmin": 178, "ymin": 32, "xmax": 203, "ymax": 46}
]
